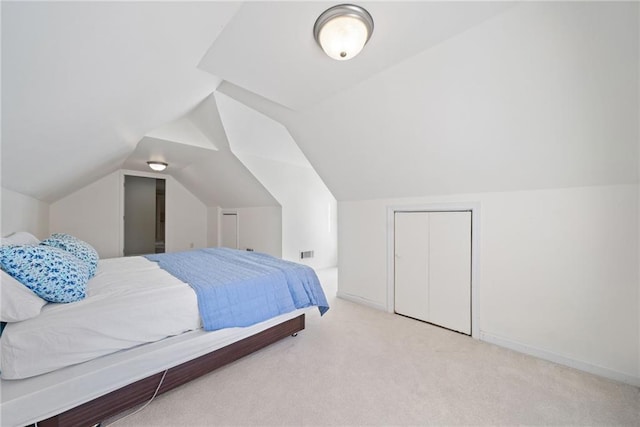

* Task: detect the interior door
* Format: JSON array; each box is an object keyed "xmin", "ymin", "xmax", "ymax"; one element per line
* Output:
[
  {"xmin": 394, "ymin": 211, "xmax": 471, "ymax": 335},
  {"xmin": 427, "ymin": 212, "xmax": 471, "ymax": 334},
  {"xmin": 394, "ymin": 212, "xmax": 429, "ymax": 322},
  {"xmin": 124, "ymin": 176, "xmax": 156, "ymax": 256},
  {"xmin": 221, "ymin": 213, "xmax": 238, "ymax": 249},
  {"xmin": 123, "ymin": 175, "xmax": 165, "ymax": 256}
]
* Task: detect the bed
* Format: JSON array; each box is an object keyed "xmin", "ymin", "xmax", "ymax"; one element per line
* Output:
[{"xmin": 0, "ymin": 232, "xmax": 329, "ymax": 427}]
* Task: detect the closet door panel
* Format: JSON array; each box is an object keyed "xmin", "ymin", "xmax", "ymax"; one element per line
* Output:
[
  {"xmin": 394, "ymin": 212, "xmax": 429, "ymax": 321},
  {"xmin": 428, "ymin": 211, "xmax": 471, "ymax": 334}
]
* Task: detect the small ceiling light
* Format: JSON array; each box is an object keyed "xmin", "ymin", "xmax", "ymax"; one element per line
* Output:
[
  {"xmin": 313, "ymin": 4, "xmax": 374, "ymax": 61},
  {"xmin": 147, "ymin": 161, "xmax": 168, "ymax": 172}
]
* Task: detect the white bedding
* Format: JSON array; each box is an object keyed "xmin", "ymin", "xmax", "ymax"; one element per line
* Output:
[{"xmin": 1, "ymin": 256, "xmax": 201, "ymax": 379}]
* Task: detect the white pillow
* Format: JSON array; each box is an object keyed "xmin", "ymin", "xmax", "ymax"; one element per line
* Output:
[
  {"xmin": 0, "ymin": 231, "xmax": 41, "ymax": 246},
  {"xmin": 1, "ymin": 270, "xmax": 47, "ymax": 322}
]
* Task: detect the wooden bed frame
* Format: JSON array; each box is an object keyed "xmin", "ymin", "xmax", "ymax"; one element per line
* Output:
[{"xmin": 36, "ymin": 314, "xmax": 305, "ymax": 427}]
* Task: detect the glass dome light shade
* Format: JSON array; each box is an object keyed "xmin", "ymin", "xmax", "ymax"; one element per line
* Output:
[
  {"xmin": 314, "ymin": 4, "xmax": 374, "ymax": 61},
  {"xmin": 319, "ymin": 15, "xmax": 369, "ymax": 60},
  {"xmin": 147, "ymin": 161, "xmax": 168, "ymax": 171}
]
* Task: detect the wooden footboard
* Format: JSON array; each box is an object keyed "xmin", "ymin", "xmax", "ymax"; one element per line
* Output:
[{"xmin": 37, "ymin": 314, "xmax": 305, "ymax": 427}]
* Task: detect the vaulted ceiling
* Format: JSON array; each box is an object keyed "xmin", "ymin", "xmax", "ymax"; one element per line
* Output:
[{"xmin": 2, "ymin": 2, "xmax": 637, "ymax": 205}]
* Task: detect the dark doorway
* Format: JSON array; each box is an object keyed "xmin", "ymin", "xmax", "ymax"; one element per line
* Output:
[{"xmin": 124, "ymin": 176, "xmax": 166, "ymax": 256}]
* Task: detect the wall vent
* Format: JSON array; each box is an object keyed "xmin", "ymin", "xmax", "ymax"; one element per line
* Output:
[{"xmin": 300, "ymin": 250, "xmax": 314, "ymax": 259}]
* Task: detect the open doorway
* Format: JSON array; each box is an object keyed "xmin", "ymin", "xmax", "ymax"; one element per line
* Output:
[{"xmin": 124, "ymin": 175, "xmax": 166, "ymax": 256}]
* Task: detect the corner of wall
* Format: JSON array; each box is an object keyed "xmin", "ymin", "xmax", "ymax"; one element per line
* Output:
[
  {"xmin": 207, "ymin": 206, "xmax": 222, "ymax": 247},
  {"xmin": 1, "ymin": 187, "xmax": 50, "ymax": 239}
]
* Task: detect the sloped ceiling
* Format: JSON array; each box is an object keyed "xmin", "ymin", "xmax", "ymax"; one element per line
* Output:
[
  {"xmin": 214, "ymin": 92, "xmax": 311, "ymax": 169},
  {"xmin": 198, "ymin": 1, "xmax": 512, "ymax": 109},
  {"xmin": 217, "ymin": 2, "xmax": 639, "ymax": 201},
  {"xmin": 171, "ymin": 95, "xmax": 279, "ymax": 208},
  {"xmin": 1, "ymin": 1, "xmax": 240, "ymax": 202},
  {"xmin": 3, "ymin": 2, "xmax": 636, "ymax": 206}
]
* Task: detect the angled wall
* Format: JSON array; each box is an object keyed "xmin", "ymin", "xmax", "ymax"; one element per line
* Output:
[
  {"xmin": 215, "ymin": 92, "xmax": 337, "ymax": 269},
  {"xmin": 0, "ymin": 188, "xmax": 50, "ymax": 239}
]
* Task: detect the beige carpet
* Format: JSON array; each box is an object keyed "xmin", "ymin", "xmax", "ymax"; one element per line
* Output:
[{"xmin": 110, "ymin": 268, "xmax": 639, "ymax": 426}]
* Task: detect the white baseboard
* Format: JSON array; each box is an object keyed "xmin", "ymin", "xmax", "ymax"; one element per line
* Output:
[
  {"xmin": 480, "ymin": 331, "xmax": 640, "ymax": 388},
  {"xmin": 336, "ymin": 292, "xmax": 387, "ymax": 312}
]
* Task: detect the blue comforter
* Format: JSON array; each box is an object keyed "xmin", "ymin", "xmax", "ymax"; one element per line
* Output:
[{"xmin": 145, "ymin": 248, "xmax": 329, "ymax": 331}]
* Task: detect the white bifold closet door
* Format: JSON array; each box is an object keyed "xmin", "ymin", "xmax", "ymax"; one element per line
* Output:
[{"xmin": 394, "ymin": 211, "xmax": 471, "ymax": 335}]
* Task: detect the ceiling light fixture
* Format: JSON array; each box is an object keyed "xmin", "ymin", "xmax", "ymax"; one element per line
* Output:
[
  {"xmin": 313, "ymin": 4, "xmax": 374, "ymax": 61},
  {"xmin": 147, "ymin": 161, "xmax": 168, "ymax": 172}
]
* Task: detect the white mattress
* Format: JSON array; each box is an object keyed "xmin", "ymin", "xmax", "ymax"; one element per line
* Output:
[{"xmin": 1, "ymin": 256, "xmax": 201, "ymax": 379}]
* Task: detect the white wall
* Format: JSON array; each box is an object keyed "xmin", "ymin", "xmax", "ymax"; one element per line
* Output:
[
  {"xmin": 231, "ymin": 206, "xmax": 282, "ymax": 257},
  {"xmin": 236, "ymin": 155, "xmax": 337, "ymax": 269},
  {"xmin": 50, "ymin": 171, "xmax": 122, "ymax": 257},
  {"xmin": 338, "ymin": 184, "xmax": 639, "ymax": 384},
  {"xmin": 215, "ymin": 91, "xmax": 338, "ymax": 268},
  {"xmin": 206, "ymin": 206, "xmax": 221, "ymax": 248},
  {"xmin": 50, "ymin": 170, "xmax": 207, "ymax": 258},
  {"xmin": 1, "ymin": 187, "xmax": 50, "ymax": 239},
  {"xmin": 164, "ymin": 176, "xmax": 207, "ymax": 252},
  {"xmin": 206, "ymin": 206, "xmax": 282, "ymax": 258}
]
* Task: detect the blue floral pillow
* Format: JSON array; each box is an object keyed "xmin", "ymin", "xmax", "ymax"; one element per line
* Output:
[
  {"xmin": 41, "ymin": 233, "xmax": 99, "ymax": 277},
  {"xmin": 0, "ymin": 245, "xmax": 89, "ymax": 303}
]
